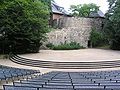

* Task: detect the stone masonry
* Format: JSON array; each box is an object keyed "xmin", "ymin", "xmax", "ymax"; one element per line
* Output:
[{"xmin": 46, "ymin": 17, "xmax": 104, "ymax": 48}]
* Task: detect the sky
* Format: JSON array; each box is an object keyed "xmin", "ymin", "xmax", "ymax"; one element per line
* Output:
[{"xmin": 54, "ymin": 0, "xmax": 109, "ymax": 14}]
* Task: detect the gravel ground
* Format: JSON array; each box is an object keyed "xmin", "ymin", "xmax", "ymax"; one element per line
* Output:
[
  {"xmin": 0, "ymin": 49, "xmax": 120, "ymax": 74},
  {"xmin": 21, "ymin": 49, "xmax": 120, "ymax": 62}
]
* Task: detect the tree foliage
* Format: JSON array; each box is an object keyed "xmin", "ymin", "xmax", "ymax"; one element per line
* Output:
[
  {"xmin": 0, "ymin": 0, "xmax": 49, "ymax": 53},
  {"xmin": 104, "ymin": 0, "xmax": 120, "ymax": 50},
  {"xmin": 40, "ymin": 0, "xmax": 52, "ymax": 9},
  {"xmin": 70, "ymin": 3, "xmax": 99, "ymax": 17},
  {"xmin": 90, "ymin": 28, "xmax": 107, "ymax": 47}
]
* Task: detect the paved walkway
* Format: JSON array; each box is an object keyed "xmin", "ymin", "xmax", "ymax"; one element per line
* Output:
[{"xmin": 0, "ymin": 49, "xmax": 120, "ymax": 74}]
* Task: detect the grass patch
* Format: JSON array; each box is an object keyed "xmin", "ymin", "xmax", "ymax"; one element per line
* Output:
[
  {"xmin": 0, "ymin": 54, "xmax": 9, "ymax": 59},
  {"xmin": 46, "ymin": 42, "xmax": 85, "ymax": 50},
  {"xmin": 96, "ymin": 45, "xmax": 110, "ymax": 49}
]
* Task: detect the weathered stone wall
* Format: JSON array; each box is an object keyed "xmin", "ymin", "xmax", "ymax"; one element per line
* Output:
[
  {"xmin": 62, "ymin": 17, "xmax": 104, "ymax": 30},
  {"xmin": 46, "ymin": 17, "xmax": 104, "ymax": 48}
]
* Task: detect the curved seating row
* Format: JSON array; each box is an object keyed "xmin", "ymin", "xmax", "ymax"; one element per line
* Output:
[
  {"xmin": 4, "ymin": 71, "xmax": 120, "ymax": 90},
  {"xmin": 0, "ymin": 65, "xmax": 40, "ymax": 82},
  {"xmin": 10, "ymin": 53, "xmax": 120, "ymax": 69}
]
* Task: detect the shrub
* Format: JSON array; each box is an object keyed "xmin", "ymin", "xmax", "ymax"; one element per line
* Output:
[
  {"xmin": 46, "ymin": 43, "xmax": 54, "ymax": 49},
  {"xmin": 90, "ymin": 28, "xmax": 107, "ymax": 47},
  {"xmin": 0, "ymin": 0, "xmax": 49, "ymax": 54},
  {"xmin": 46, "ymin": 42, "xmax": 85, "ymax": 50}
]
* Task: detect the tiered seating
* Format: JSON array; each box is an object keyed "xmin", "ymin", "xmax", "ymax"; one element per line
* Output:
[
  {"xmin": 10, "ymin": 54, "xmax": 120, "ymax": 69},
  {"xmin": 4, "ymin": 71, "xmax": 120, "ymax": 90},
  {"xmin": 0, "ymin": 65, "xmax": 40, "ymax": 83}
]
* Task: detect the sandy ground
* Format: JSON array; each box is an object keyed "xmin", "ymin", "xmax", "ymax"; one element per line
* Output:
[
  {"xmin": 0, "ymin": 49, "xmax": 120, "ymax": 74},
  {"xmin": 21, "ymin": 49, "xmax": 120, "ymax": 62}
]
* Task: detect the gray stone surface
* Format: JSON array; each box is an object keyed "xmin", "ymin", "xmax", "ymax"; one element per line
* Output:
[{"xmin": 47, "ymin": 17, "xmax": 104, "ymax": 48}]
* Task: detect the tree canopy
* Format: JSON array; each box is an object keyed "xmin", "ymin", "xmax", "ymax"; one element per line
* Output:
[
  {"xmin": 70, "ymin": 3, "xmax": 100, "ymax": 17},
  {"xmin": 104, "ymin": 0, "xmax": 120, "ymax": 50},
  {"xmin": 0, "ymin": 0, "xmax": 50, "ymax": 53}
]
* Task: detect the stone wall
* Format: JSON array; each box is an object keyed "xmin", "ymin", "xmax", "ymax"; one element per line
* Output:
[
  {"xmin": 62, "ymin": 17, "xmax": 104, "ymax": 31},
  {"xmin": 46, "ymin": 17, "xmax": 104, "ymax": 48}
]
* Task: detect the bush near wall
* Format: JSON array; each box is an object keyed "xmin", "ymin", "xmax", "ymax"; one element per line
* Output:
[
  {"xmin": 46, "ymin": 42, "xmax": 85, "ymax": 50},
  {"xmin": 0, "ymin": 0, "xmax": 49, "ymax": 54},
  {"xmin": 90, "ymin": 28, "xmax": 107, "ymax": 47}
]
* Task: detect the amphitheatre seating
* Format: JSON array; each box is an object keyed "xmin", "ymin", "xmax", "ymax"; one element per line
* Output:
[
  {"xmin": 0, "ymin": 65, "xmax": 40, "ymax": 82},
  {"xmin": 9, "ymin": 54, "xmax": 120, "ymax": 69},
  {"xmin": 3, "ymin": 85, "xmax": 38, "ymax": 90},
  {"xmin": 6, "ymin": 54, "xmax": 120, "ymax": 90},
  {"xmin": 4, "ymin": 71, "xmax": 120, "ymax": 90}
]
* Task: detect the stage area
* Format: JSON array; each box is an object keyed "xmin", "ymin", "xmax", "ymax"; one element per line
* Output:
[
  {"xmin": 21, "ymin": 49, "xmax": 120, "ymax": 62},
  {"xmin": 0, "ymin": 49, "xmax": 120, "ymax": 73}
]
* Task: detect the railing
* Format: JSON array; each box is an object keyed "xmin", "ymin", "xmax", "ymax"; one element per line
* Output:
[{"xmin": 9, "ymin": 53, "xmax": 120, "ymax": 69}]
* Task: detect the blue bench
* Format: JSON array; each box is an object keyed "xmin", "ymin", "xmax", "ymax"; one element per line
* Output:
[{"xmin": 3, "ymin": 85, "xmax": 38, "ymax": 90}]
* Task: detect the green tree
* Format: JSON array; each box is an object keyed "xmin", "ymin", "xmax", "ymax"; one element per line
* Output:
[
  {"xmin": 104, "ymin": 0, "xmax": 120, "ymax": 50},
  {"xmin": 0, "ymin": 0, "xmax": 49, "ymax": 53},
  {"xmin": 90, "ymin": 28, "xmax": 107, "ymax": 47},
  {"xmin": 70, "ymin": 3, "xmax": 99, "ymax": 17},
  {"xmin": 40, "ymin": 0, "xmax": 54, "ymax": 26}
]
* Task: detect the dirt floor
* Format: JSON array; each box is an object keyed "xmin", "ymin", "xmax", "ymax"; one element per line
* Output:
[
  {"xmin": 21, "ymin": 49, "xmax": 120, "ymax": 62},
  {"xmin": 0, "ymin": 49, "xmax": 120, "ymax": 73}
]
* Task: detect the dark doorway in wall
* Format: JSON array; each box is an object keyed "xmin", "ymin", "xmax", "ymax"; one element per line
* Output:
[{"xmin": 88, "ymin": 40, "xmax": 92, "ymax": 48}]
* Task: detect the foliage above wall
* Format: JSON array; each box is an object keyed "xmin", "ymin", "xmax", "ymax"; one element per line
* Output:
[
  {"xmin": 70, "ymin": 3, "xmax": 99, "ymax": 17},
  {"xmin": 0, "ymin": 0, "xmax": 49, "ymax": 54}
]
